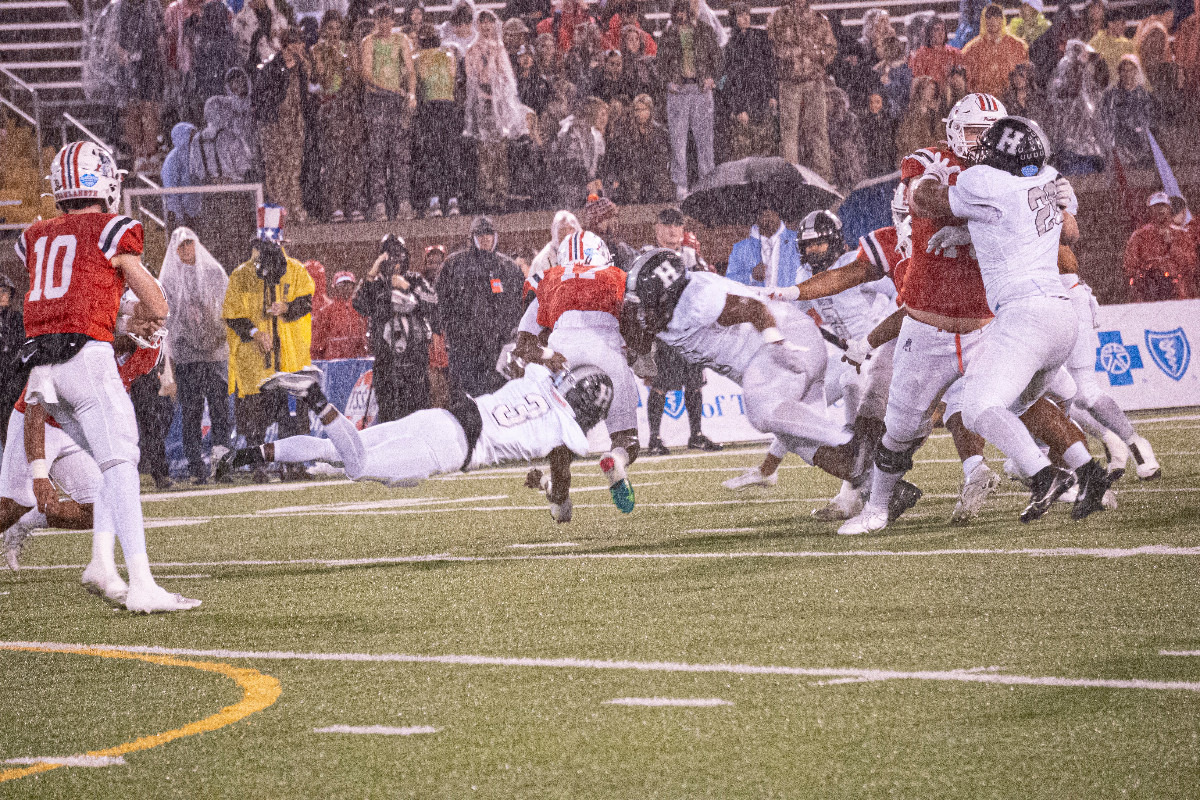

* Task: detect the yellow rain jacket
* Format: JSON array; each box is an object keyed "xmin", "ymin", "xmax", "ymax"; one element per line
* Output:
[{"xmin": 224, "ymin": 248, "xmax": 315, "ymax": 397}]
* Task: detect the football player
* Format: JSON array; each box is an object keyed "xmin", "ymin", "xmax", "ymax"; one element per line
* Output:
[
  {"xmin": 732, "ymin": 209, "xmax": 905, "ymax": 519},
  {"xmin": 624, "ymin": 248, "xmax": 869, "ymax": 482},
  {"xmin": 513, "ymin": 230, "xmax": 639, "ymax": 513},
  {"xmin": 13, "ymin": 141, "xmax": 198, "ymax": 612},
  {"xmin": 833, "ymin": 94, "xmax": 1012, "ymax": 535},
  {"xmin": 218, "ymin": 364, "xmax": 614, "ymax": 523},
  {"xmin": 910, "ymin": 115, "xmax": 1113, "ymax": 522}
]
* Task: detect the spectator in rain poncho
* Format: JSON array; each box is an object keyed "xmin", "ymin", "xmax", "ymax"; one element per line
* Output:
[
  {"xmin": 161, "ymin": 121, "xmax": 202, "ymax": 230},
  {"xmin": 160, "ymin": 227, "xmax": 234, "ymax": 483},
  {"xmin": 1101, "ymin": 54, "xmax": 1154, "ymax": 168},
  {"xmin": 949, "ymin": 0, "xmax": 988, "ymax": 48},
  {"xmin": 524, "ymin": 209, "xmax": 582, "ymax": 304},
  {"xmin": 441, "ymin": 0, "xmax": 478, "ymax": 55},
  {"xmin": 1049, "ymin": 39, "xmax": 1110, "ymax": 175},
  {"xmin": 82, "ymin": 0, "xmax": 126, "ymax": 105},
  {"xmin": 465, "ymin": 9, "xmax": 532, "ymax": 211},
  {"xmin": 191, "ymin": 67, "xmax": 258, "ymax": 183}
]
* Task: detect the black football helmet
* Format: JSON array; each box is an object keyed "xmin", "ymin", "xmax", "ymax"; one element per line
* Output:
[
  {"xmin": 560, "ymin": 364, "xmax": 614, "ymax": 432},
  {"xmin": 977, "ymin": 116, "xmax": 1050, "ymax": 178},
  {"xmin": 798, "ymin": 210, "xmax": 846, "ymax": 273},
  {"xmin": 625, "ymin": 248, "xmax": 689, "ymax": 334}
]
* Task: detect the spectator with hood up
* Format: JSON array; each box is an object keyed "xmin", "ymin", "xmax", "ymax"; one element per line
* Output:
[
  {"xmin": 435, "ymin": 216, "xmax": 525, "ymax": 396},
  {"xmin": 962, "ymin": 4, "xmax": 1029, "ymax": 97},
  {"xmin": 162, "ymin": 121, "xmax": 202, "ymax": 231}
]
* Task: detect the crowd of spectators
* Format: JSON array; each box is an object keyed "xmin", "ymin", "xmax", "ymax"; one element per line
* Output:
[{"xmin": 80, "ymin": 0, "xmax": 1200, "ymax": 224}]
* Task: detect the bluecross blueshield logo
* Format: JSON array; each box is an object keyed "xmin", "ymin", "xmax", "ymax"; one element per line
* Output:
[
  {"xmin": 1095, "ymin": 331, "xmax": 1143, "ymax": 387},
  {"xmin": 663, "ymin": 390, "xmax": 687, "ymax": 420},
  {"xmin": 1145, "ymin": 328, "xmax": 1191, "ymax": 381}
]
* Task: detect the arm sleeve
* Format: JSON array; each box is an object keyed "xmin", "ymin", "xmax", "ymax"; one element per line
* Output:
[
  {"xmin": 281, "ymin": 294, "xmax": 312, "ymax": 321},
  {"xmin": 226, "ymin": 318, "xmax": 256, "ymax": 341},
  {"xmin": 947, "ymin": 170, "xmax": 1004, "ymax": 224}
]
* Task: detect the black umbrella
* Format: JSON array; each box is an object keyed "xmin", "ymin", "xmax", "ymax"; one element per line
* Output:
[{"xmin": 681, "ymin": 157, "xmax": 842, "ymax": 228}]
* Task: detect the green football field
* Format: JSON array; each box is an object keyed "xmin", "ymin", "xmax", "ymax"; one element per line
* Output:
[{"xmin": 2, "ymin": 409, "xmax": 1199, "ymax": 798}]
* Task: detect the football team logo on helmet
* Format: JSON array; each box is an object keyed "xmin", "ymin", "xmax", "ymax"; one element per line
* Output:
[
  {"xmin": 978, "ymin": 116, "xmax": 1050, "ymax": 178},
  {"xmin": 799, "ymin": 210, "xmax": 846, "ymax": 274},
  {"xmin": 560, "ymin": 364, "xmax": 614, "ymax": 431},
  {"xmin": 49, "ymin": 141, "xmax": 123, "ymax": 212},
  {"xmin": 944, "ymin": 93, "xmax": 1007, "ymax": 163},
  {"xmin": 626, "ymin": 248, "xmax": 689, "ymax": 333}
]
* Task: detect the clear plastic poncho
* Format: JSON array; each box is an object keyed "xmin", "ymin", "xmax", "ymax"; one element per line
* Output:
[
  {"xmin": 464, "ymin": 14, "xmax": 531, "ymax": 141},
  {"xmin": 160, "ymin": 226, "xmax": 231, "ymax": 364},
  {"xmin": 82, "ymin": 0, "xmax": 127, "ymax": 104},
  {"xmin": 1048, "ymin": 39, "xmax": 1109, "ymax": 159}
]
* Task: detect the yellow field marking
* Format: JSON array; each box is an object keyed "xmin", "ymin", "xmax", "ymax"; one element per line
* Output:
[{"xmin": 0, "ymin": 643, "xmax": 281, "ymax": 784}]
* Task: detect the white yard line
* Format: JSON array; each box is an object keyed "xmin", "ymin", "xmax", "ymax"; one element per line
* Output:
[
  {"xmin": 157, "ymin": 574, "xmax": 210, "ymax": 580},
  {"xmin": 256, "ymin": 495, "xmax": 509, "ymax": 516},
  {"xmin": 604, "ymin": 697, "xmax": 732, "ymax": 707},
  {"xmin": 5, "ymin": 640, "xmax": 1198, "ymax": 695},
  {"xmin": 18, "ymin": 544, "xmax": 1200, "ymax": 575},
  {"xmin": 142, "ymin": 480, "xmax": 351, "ymax": 502},
  {"xmin": 685, "ymin": 528, "xmax": 755, "ymax": 534},
  {"xmin": 508, "ymin": 542, "xmax": 578, "ymax": 549},
  {"xmin": 4, "ymin": 755, "xmax": 126, "ymax": 767},
  {"xmin": 312, "ymin": 725, "xmax": 438, "ymax": 736},
  {"xmin": 1160, "ymin": 650, "xmax": 1200, "ymax": 657}
]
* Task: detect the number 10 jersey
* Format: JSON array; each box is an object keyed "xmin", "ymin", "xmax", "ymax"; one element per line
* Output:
[{"xmin": 16, "ymin": 212, "xmax": 143, "ymax": 342}]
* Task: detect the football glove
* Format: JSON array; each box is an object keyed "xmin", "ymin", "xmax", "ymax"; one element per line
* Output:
[
  {"xmin": 926, "ymin": 225, "xmax": 972, "ymax": 255},
  {"xmin": 842, "ymin": 338, "xmax": 873, "ymax": 373}
]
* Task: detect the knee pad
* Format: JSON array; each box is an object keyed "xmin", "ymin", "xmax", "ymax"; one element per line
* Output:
[{"xmin": 874, "ymin": 443, "xmax": 915, "ymax": 474}]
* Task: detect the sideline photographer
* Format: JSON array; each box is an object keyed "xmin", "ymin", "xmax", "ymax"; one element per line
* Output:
[
  {"xmin": 353, "ymin": 234, "xmax": 439, "ymax": 422},
  {"xmin": 223, "ymin": 234, "xmax": 315, "ymax": 480}
]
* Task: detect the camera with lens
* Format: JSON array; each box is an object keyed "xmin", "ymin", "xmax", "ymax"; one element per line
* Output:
[{"xmin": 379, "ymin": 233, "xmax": 410, "ymax": 278}]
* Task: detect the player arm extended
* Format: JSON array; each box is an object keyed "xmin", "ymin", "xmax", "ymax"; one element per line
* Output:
[
  {"xmin": 783, "ymin": 254, "xmax": 881, "ymax": 301},
  {"xmin": 22, "ymin": 403, "xmax": 91, "ymax": 526},
  {"xmin": 112, "ymin": 253, "xmax": 168, "ymax": 322}
]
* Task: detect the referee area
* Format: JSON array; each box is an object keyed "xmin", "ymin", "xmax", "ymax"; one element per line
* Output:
[{"xmin": 1, "ymin": 408, "xmax": 1198, "ymax": 797}]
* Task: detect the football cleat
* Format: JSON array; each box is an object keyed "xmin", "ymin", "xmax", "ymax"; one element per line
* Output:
[
  {"xmin": 887, "ymin": 480, "xmax": 923, "ymax": 523},
  {"xmin": 1128, "ymin": 436, "xmax": 1161, "ymax": 480},
  {"xmin": 837, "ymin": 505, "xmax": 889, "ymax": 536},
  {"xmin": 215, "ymin": 446, "xmax": 263, "ymax": 480},
  {"xmin": 81, "ymin": 561, "xmax": 129, "ymax": 605},
  {"xmin": 1071, "ymin": 459, "xmax": 1113, "ymax": 521},
  {"xmin": 950, "ymin": 462, "xmax": 1001, "ymax": 525},
  {"xmin": 645, "ymin": 437, "xmax": 669, "ymax": 457},
  {"xmin": 1020, "ymin": 466, "xmax": 1076, "ymax": 523},
  {"xmin": 811, "ymin": 481, "xmax": 863, "ymax": 521},
  {"xmin": 549, "ymin": 497, "xmax": 572, "ymax": 524},
  {"xmin": 687, "ymin": 434, "xmax": 723, "ymax": 452},
  {"xmin": 599, "ymin": 452, "xmax": 635, "ymax": 513},
  {"xmin": 724, "ymin": 467, "xmax": 779, "ymax": 491},
  {"xmin": 1101, "ymin": 489, "xmax": 1118, "ymax": 510},
  {"xmin": 260, "ymin": 366, "xmax": 329, "ymax": 410},
  {"xmin": 3, "ymin": 517, "xmax": 37, "ymax": 572},
  {"xmin": 124, "ymin": 584, "xmax": 201, "ymax": 613}
]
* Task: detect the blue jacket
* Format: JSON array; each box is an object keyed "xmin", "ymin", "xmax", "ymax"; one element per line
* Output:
[
  {"xmin": 161, "ymin": 121, "xmax": 202, "ymax": 218},
  {"xmin": 726, "ymin": 226, "xmax": 804, "ymax": 289}
]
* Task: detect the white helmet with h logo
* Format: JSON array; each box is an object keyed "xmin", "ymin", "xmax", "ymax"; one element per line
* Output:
[
  {"xmin": 49, "ymin": 141, "xmax": 123, "ymax": 212},
  {"xmin": 944, "ymin": 93, "xmax": 1007, "ymax": 164}
]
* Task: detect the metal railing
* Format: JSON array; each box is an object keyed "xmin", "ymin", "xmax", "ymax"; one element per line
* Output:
[
  {"xmin": 59, "ymin": 110, "xmax": 108, "ymax": 150},
  {"xmin": 122, "ymin": 182, "xmax": 265, "ymax": 231},
  {"xmin": 0, "ymin": 66, "xmax": 44, "ymax": 177}
]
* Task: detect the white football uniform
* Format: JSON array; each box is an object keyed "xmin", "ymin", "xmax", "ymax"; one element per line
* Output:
[
  {"xmin": 949, "ymin": 164, "xmax": 1079, "ymax": 422},
  {"xmin": 948, "ymin": 164, "xmax": 1080, "ymax": 476},
  {"xmin": 660, "ymin": 271, "xmax": 851, "ymax": 462},
  {"xmin": 272, "ymin": 365, "xmax": 590, "ymax": 485},
  {"xmin": 0, "ymin": 410, "xmax": 102, "ymax": 508},
  {"xmin": 795, "ymin": 251, "xmax": 897, "ymax": 417}
]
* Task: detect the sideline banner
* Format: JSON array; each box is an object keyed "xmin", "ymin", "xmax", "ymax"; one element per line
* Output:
[{"xmin": 1092, "ymin": 299, "xmax": 1199, "ymax": 411}]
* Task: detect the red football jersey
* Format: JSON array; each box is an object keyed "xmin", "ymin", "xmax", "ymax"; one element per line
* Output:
[
  {"xmin": 899, "ymin": 147, "xmax": 991, "ymax": 319},
  {"xmin": 16, "ymin": 212, "xmax": 143, "ymax": 342},
  {"xmin": 856, "ymin": 226, "xmax": 902, "ymax": 279},
  {"xmin": 535, "ymin": 262, "xmax": 626, "ymax": 330}
]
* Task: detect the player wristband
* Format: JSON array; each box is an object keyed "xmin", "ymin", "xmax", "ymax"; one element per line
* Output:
[
  {"xmin": 761, "ymin": 327, "xmax": 785, "ymax": 344},
  {"xmin": 30, "ymin": 459, "xmax": 50, "ymax": 480},
  {"xmin": 250, "ymin": 327, "xmax": 259, "ymax": 337}
]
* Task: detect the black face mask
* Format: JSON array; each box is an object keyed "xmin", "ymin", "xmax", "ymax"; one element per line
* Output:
[{"xmin": 255, "ymin": 241, "xmax": 287, "ymax": 285}]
